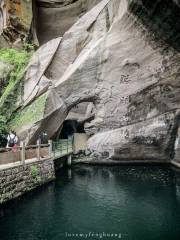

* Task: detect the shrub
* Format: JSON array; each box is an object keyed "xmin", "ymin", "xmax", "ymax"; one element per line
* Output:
[{"xmin": 30, "ymin": 165, "xmax": 39, "ymax": 177}]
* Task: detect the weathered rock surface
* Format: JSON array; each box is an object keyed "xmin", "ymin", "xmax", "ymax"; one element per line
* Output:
[
  {"xmin": 35, "ymin": 0, "xmax": 102, "ymax": 44},
  {"xmin": 0, "ymin": 0, "xmax": 103, "ymax": 47},
  {"xmin": 0, "ymin": 0, "xmax": 33, "ymax": 47},
  {"xmin": 11, "ymin": 0, "xmax": 180, "ymax": 163}
]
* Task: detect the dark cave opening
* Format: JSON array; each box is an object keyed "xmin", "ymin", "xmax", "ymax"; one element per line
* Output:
[
  {"xmin": 52, "ymin": 101, "xmax": 95, "ymax": 141},
  {"xmin": 59, "ymin": 120, "xmax": 86, "ymax": 139}
]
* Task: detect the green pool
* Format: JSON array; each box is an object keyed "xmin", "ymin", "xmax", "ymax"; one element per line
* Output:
[{"xmin": 0, "ymin": 165, "xmax": 180, "ymax": 240}]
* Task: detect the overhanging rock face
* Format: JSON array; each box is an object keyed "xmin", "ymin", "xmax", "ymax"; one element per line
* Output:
[
  {"xmin": 13, "ymin": 0, "xmax": 180, "ymax": 162},
  {"xmin": 36, "ymin": 0, "xmax": 102, "ymax": 44}
]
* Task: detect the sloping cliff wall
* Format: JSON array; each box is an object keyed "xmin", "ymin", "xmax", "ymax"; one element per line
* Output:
[{"xmin": 5, "ymin": 0, "xmax": 180, "ymax": 163}]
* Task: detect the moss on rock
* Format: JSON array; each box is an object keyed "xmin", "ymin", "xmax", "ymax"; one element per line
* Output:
[
  {"xmin": 0, "ymin": 61, "xmax": 13, "ymax": 97},
  {"xmin": 0, "ymin": 47, "xmax": 34, "ymax": 119},
  {"xmin": 9, "ymin": 92, "xmax": 48, "ymax": 130}
]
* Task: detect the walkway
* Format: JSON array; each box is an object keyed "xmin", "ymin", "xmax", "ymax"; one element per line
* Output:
[{"xmin": 0, "ymin": 139, "xmax": 73, "ymax": 169}]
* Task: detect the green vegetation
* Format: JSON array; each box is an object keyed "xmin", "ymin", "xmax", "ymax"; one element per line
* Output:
[
  {"xmin": 0, "ymin": 46, "xmax": 32, "ymax": 66},
  {"xmin": 36, "ymin": 176, "xmax": 42, "ymax": 183},
  {"xmin": 0, "ymin": 45, "xmax": 34, "ymax": 147},
  {"xmin": 0, "ymin": 115, "xmax": 8, "ymax": 147},
  {"xmin": 30, "ymin": 165, "xmax": 39, "ymax": 177},
  {"xmin": 0, "ymin": 46, "xmax": 34, "ymax": 118},
  {"xmin": 30, "ymin": 166, "xmax": 42, "ymax": 183},
  {"xmin": 9, "ymin": 92, "xmax": 48, "ymax": 130}
]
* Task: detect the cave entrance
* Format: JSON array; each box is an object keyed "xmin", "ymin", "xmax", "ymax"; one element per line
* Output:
[
  {"xmin": 58, "ymin": 119, "xmax": 89, "ymax": 154},
  {"xmin": 57, "ymin": 101, "xmax": 95, "ymax": 140},
  {"xmin": 55, "ymin": 102, "xmax": 95, "ymax": 153},
  {"xmin": 59, "ymin": 120, "xmax": 85, "ymax": 139}
]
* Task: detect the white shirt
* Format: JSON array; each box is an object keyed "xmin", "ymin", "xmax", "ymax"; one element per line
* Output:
[{"xmin": 7, "ymin": 133, "xmax": 18, "ymax": 147}]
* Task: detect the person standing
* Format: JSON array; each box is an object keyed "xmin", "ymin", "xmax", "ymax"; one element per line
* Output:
[
  {"xmin": 6, "ymin": 131, "xmax": 18, "ymax": 148},
  {"xmin": 37, "ymin": 132, "xmax": 48, "ymax": 145},
  {"xmin": 42, "ymin": 132, "xmax": 48, "ymax": 144}
]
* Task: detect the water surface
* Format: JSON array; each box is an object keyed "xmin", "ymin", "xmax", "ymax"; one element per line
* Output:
[{"xmin": 0, "ymin": 165, "xmax": 180, "ymax": 240}]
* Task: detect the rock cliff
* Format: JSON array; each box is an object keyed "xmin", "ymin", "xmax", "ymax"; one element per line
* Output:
[
  {"xmin": 7, "ymin": 0, "xmax": 180, "ymax": 163},
  {"xmin": 35, "ymin": 0, "xmax": 102, "ymax": 44},
  {"xmin": 0, "ymin": 0, "xmax": 33, "ymax": 47},
  {"xmin": 0, "ymin": 0, "xmax": 102, "ymax": 47}
]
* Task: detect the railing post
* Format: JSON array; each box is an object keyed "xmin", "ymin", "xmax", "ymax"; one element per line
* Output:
[
  {"xmin": 53, "ymin": 141, "xmax": 55, "ymax": 157},
  {"xmin": 53, "ymin": 141, "xmax": 55, "ymax": 158},
  {"xmin": 72, "ymin": 135, "xmax": 75, "ymax": 154},
  {"xmin": 71, "ymin": 138, "xmax": 73, "ymax": 152},
  {"xmin": 48, "ymin": 140, "xmax": 53, "ymax": 158},
  {"xmin": 20, "ymin": 141, "xmax": 25, "ymax": 165},
  {"xmin": 37, "ymin": 141, "xmax": 40, "ymax": 161},
  {"xmin": 67, "ymin": 154, "xmax": 72, "ymax": 166}
]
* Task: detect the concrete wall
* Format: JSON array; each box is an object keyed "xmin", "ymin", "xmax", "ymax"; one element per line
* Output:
[
  {"xmin": 73, "ymin": 133, "xmax": 88, "ymax": 154},
  {"xmin": 0, "ymin": 159, "xmax": 55, "ymax": 204}
]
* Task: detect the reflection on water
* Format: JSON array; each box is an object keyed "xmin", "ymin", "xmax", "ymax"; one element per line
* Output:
[{"xmin": 0, "ymin": 166, "xmax": 180, "ymax": 240}]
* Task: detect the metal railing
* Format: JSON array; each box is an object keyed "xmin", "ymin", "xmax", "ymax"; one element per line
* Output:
[{"xmin": 52, "ymin": 139, "xmax": 73, "ymax": 159}]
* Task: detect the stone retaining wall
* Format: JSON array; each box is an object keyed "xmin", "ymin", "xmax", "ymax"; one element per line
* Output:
[{"xmin": 0, "ymin": 159, "xmax": 55, "ymax": 204}]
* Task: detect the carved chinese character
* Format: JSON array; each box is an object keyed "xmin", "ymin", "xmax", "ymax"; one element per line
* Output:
[{"xmin": 120, "ymin": 75, "xmax": 130, "ymax": 84}]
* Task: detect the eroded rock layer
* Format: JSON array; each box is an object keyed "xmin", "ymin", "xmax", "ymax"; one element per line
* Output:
[
  {"xmin": 11, "ymin": 0, "xmax": 180, "ymax": 163},
  {"xmin": 0, "ymin": 0, "xmax": 33, "ymax": 47}
]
